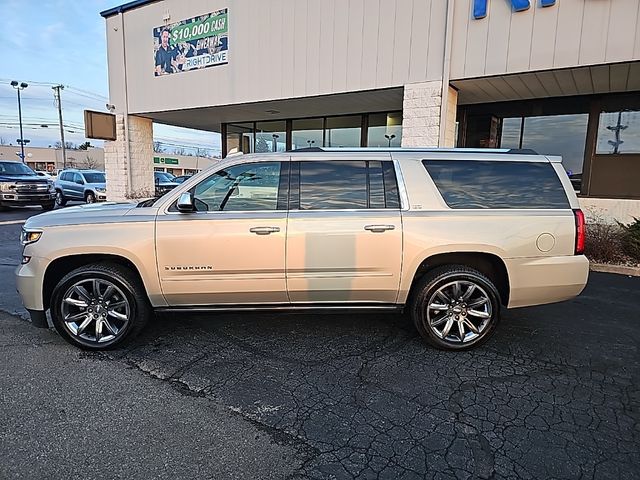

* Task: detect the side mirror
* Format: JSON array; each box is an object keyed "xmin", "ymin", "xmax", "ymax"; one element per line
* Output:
[
  {"xmin": 76, "ymin": 179, "xmax": 84, "ymax": 185},
  {"xmin": 155, "ymin": 177, "xmax": 160, "ymax": 184},
  {"xmin": 176, "ymin": 192, "xmax": 195, "ymax": 212}
]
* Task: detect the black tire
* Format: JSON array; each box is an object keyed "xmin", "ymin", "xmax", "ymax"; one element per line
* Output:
[
  {"xmin": 50, "ymin": 263, "xmax": 151, "ymax": 350},
  {"xmin": 41, "ymin": 202, "xmax": 55, "ymax": 211},
  {"xmin": 85, "ymin": 191, "xmax": 96, "ymax": 204},
  {"xmin": 55, "ymin": 190, "xmax": 67, "ymax": 207},
  {"xmin": 409, "ymin": 265, "xmax": 501, "ymax": 351}
]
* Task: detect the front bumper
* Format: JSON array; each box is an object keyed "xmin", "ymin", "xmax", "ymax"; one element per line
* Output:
[
  {"xmin": 15, "ymin": 256, "xmax": 48, "ymax": 313},
  {"xmin": 1, "ymin": 192, "xmax": 56, "ymax": 205}
]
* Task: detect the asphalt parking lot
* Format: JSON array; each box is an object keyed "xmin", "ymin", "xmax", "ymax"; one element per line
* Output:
[{"xmin": 1, "ymin": 207, "xmax": 639, "ymax": 479}]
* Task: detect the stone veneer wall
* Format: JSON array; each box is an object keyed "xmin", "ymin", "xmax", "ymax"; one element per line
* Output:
[
  {"xmin": 401, "ymin": 80, "xmax": 442, "ymax": 148},
  {"xmin": 103, "ymin": 115, "xmax": 155, "ymax": 201}
]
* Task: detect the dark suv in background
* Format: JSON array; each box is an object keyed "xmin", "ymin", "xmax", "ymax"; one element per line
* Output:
[
  {"xmin": 0, "ymin": 161, "xmax": 56, "ymax": 211},
  {"xmin": 154, "ymin": 171, "xmax": 179, "ymax": 197},
  {"xmin": 54, "ymin": 169, "xmax": 107, "ymax": 206}
]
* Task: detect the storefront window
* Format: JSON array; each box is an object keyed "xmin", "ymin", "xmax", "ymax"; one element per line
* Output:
[
  {"xmin": 325, "ymin": 115, "xmax": 362, "ymax": 148},
  {"xmin": 500, "ymin": 117, "xmax": 522, "ymax": 149},
  {"xmin": 520, "ymin": 114, "xmax": 588, "ymax": 191},
  {"xmin": 596, "ymin": 110, "xmax": 640, "ymax": 154},
  {"xmin": 225, "ymin": 123, "xmax": 254, "ymax": 156},
  {"xmin": 255, "ymin": 121, "xmax": 286, "ymax": 153},
  {"xmin": 291, "ymin": 118, "xmax": 324, "ymax": 149},
  {"xmin": 367, "ymin": 112, "xmax": 402, "ymax": 147}
]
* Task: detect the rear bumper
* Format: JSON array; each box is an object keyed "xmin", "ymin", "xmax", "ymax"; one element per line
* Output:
[{"xmin": 506, "ymin": 255, "xmax": 589, "ymax": 308}]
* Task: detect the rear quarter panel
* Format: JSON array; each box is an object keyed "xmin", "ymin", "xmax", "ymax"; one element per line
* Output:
[{"xmin": 392, "ymin": 152, "xmax": 583, "ymax": 306}]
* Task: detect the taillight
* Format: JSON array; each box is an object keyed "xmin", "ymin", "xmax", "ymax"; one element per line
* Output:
[{"xmin": 573, "ymin": 209, "xmax": 585, "ymax": 255}]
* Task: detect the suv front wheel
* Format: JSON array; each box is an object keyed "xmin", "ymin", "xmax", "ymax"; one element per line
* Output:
[
  {"xmin": 85, "ymin": 192, "xmax": 96, "ymax": 204},
  {"xmin": 50, "ymin": 263, "xmax": 150, "ymax": 350},
  {"xmin": 55, "ymin": 190, "xmax": 67, "ymax": 207},
  {"xmin": 410, "ymin": 265, "xmax": 501, "ymax": 350}
]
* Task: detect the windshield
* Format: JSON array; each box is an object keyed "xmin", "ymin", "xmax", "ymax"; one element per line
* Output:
[
  {"xmin": 0, "ymin": 162, "xmax": 36, "ymax": 176},
  {"xmin": 83, "ymin": 172, "xmax": 106, "ymax": 183},
  {"xmin": 155, "ymin": 172, "xmax": 175, "ymax": 183}
]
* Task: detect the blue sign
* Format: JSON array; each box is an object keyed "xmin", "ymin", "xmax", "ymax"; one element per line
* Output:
[{"xmin": 473, "ymin": 0, "xmax": 556, "ymax": 19}]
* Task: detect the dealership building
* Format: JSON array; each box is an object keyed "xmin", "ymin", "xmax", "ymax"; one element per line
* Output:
[{"xmin": 100, "ymin": 0, "xmax": 640, "ymax": 221}]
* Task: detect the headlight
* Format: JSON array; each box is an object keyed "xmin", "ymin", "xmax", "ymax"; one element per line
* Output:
[
  {"xmin": 0, "ymin": 182, "xmax": 16, "ymax": 192},
  {"xmin": 96, "ymin": 187, "xmax": 106, "ymax": 193},
  {"xmin": 20, "ymin": 229, "xmax": 43, "ymax": 245},
  {"xmin": 48, "ymin": 181, "xmax": 55, "ymax": 192}
]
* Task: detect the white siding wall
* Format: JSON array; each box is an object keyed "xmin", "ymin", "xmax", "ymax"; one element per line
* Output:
[
  {"xmin": 107, "ymin": 0, "xmax": 448, "ymax": 115},
  {"xmin": 450, "ymin": 0, "xmax": 640, "ymax": 80}
]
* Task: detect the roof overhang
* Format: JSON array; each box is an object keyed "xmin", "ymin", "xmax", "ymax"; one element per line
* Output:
[
  {"xmin": 100, "ymin": 0, "xmax": 160, "ymax": 18},
  {"xmin": 136, "ymin": 88, "xmax": 404, "ymax": 133},
  {"xmin": 452, "ymin": 61, "xmax": 640, "ymax": 105}
]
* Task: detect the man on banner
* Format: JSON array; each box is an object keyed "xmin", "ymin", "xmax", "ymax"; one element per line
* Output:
[{"xmin": 154, "ymin": 28, "xmax": 178, "ymax": 75}]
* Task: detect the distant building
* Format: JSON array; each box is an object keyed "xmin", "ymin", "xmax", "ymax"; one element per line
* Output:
[{"xmin": 0, "ymin": 145, "xmax": 216, "ymax": 176}]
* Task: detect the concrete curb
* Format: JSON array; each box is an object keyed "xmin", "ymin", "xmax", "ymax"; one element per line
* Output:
[{"xmin": 590, "ymin": 263, "xmax": 640, "ymax": 277}]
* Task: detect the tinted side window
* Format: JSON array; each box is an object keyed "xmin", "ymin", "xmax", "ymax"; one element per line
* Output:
[
  {"xmin": 60, "ymin": 172, "xmax": 69, "ymax": 181},
  {"xmin": 423, "ymin": 160, "xmax": 569, "ymax": 209},
  {"xmin": 299, "ymin": 161, "xmax": 367, "ymax": 210},
  {"xmin": 295, "ymin": 161, "xmax": 400, "ymax": 210},
  {"xmin": 191, "ymin": 162, "xmax": 283, "ymax": 212}
]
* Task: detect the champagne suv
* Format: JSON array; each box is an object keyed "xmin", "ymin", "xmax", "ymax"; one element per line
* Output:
[{"xmin": 16, "ymin": 148, "xmax": 588, "ymax": 351}]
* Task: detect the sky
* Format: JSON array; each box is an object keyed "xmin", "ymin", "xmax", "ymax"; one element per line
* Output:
[{"xmin": 0, "ymin": 0, "xmax": 220, "ymax": 156}]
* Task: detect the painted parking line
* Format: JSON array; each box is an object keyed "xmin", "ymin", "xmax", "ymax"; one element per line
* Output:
[{"xmin": 0, "ymin": 220, "xmax": 26, "ymax": 226}]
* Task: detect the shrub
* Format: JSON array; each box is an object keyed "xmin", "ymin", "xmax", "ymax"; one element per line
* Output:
[
  {"xmin": 617, "ymin": 217, "xmax": 640, "ymax": 261},
  {"xmin": 584, "ymin": 221, "xmax": 626, "ymax": 264}
]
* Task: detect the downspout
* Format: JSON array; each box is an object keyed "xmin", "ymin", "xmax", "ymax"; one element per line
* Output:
[
  {"xmin": 120, "ymin": 10, "xmax": 133, "ymax": 197},
  {"xmin": 439, "ymin": 0, "xmax": 455, "ymax": 147}
]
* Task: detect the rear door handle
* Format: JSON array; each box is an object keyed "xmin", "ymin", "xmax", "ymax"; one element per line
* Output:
[
  {"xmin": 364, "ymin": 224, "xmax": 395, "ymax": 233},
  {"xmin": 249, "ymin": 226, "xmax": 280, "ymax": 235}
]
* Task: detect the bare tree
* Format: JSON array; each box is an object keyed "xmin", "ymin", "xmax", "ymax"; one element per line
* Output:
[
  {"xmin": 0, "ymin": 137, "xmax": 6, "ymax": 146},
  {"xmin": 173, "ymin": 147, "xmax": 187, "ymax": 155},
  {"xmin": 83, "ymin": 155, "xmax": 100, "ymax": 169},
  {"xmin": 195, "ymin": 147, "xmax": 211, "ymax": 158},
  {"xmin": 153, "ymin": 141, "xmax": 164, "ymax": 153},
  {"xmin": 55, "ymin": 141, "xmax": 77, "ymax": 150}
]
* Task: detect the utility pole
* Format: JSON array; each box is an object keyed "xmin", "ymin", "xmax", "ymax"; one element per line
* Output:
[
  {"xmin": 10, "ymin": 81, "xmax": 28, "ymax": 163},
  {"xmin": 52, "ymin": 85, "xmax": 67, "ymax": 169}
]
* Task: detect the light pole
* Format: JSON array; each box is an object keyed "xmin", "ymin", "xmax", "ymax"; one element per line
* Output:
[
  {"xmin": 11, "ymin": 81, "xmax": 28, "ymax": 163},
  {"xmin": 385, "ymin": 134, "xmax": 396, "ymax": 147},
  {"xmin": 307, "ymin": 139, "xmax": 315, "ymax": 147},
  {"xmin": 272, "ymin": 134, "xmax": 279, "ymax": 152}
]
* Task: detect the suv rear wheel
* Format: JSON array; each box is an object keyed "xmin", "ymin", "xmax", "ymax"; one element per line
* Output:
[
  {"xmin": 50, "ymin": 263, "xmax": 150, "ymax": 350},
  {"xmin": 410, "ymin": 265, "xmax": 501, "ymax": 350}
]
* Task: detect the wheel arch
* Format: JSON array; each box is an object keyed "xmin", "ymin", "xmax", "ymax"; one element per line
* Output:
[
  {"xmin": 404, "ymin": 251, "xmax": 510, "ymax": 307},
  {"xmin": 42, "ymin": 253, "xmax": 151, "ymax": 310}
]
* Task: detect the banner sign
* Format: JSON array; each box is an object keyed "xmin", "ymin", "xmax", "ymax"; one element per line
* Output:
[
  {"xmin": 154, "ymin": 157, "xmax": 179, "ymax": 165},
  {"xmin": 153, "ymin": 8, "xmax": 228, "ymax": 76}
]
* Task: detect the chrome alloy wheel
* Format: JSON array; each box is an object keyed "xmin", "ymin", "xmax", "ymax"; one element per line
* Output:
[
  {"xmin": 426, "ymin": 280, "xmax": 492, "ymax": 344},
  {"xmin": 60, "ymin": 278, "xmax": 131, "ymax": 344}
]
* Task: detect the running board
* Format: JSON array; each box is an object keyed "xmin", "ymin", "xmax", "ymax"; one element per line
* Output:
[{"xmin": 155, "ymin": 303, "xmax": 404, "ymax": 314}]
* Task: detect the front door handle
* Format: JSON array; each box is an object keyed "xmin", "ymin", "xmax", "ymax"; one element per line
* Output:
[
  {"xmin": 364, "ymin": 224, "xmax": 395, "ymax": 233},
  {"xmin": 249, "ymin": 226, "xmax": 280, "ymax": 235}
]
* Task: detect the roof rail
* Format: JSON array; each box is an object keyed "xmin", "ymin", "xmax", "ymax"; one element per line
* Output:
[{"xmin": 290, "ymin": 147, "xmax": 539, "ymax": 155}]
